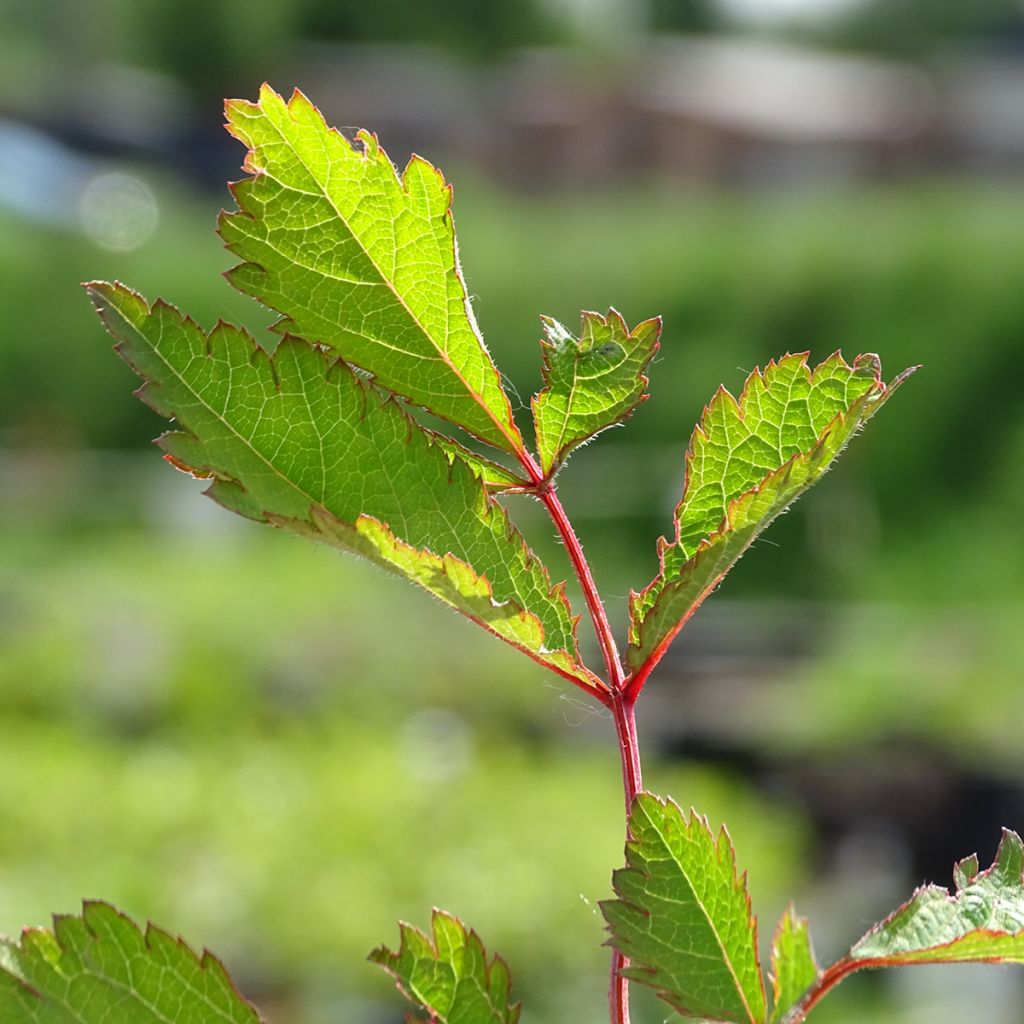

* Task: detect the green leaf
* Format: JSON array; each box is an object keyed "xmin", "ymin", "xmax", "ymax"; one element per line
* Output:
[
  {"xmin": 220, "ymin": 84, "xmax": 523, "ymax": 453},
  {"xmin": 627, "ymin": 352, "xmax": 914, "ymax": 676},
  {"xmin": 370, "ymin": 911, "xmax": 521, "ymax": 1024},
  {"xmin": 0, "ymin": 901, "xmax": 261, "ymax": 1023},
  {"xmin": 86, "ymin": 281, "xmax": 597, "ymax": 690},
  {"xmin": 602, "ymin": 793, "xmax": 767, "ymax": 1024},
  {"xmin": 778, "ymin": 831, "xmax": 1024, "ymax": 1022},
  {"xmin": 429, "ymin": 434, "xmax": 527, "ymax": 491},
  {"xmin": 531, "ymin": 309, "xmax": 660, "ymax": 475},
  {"xmin": 768, "ymin": 908, "xmax": 819, "ymax": 1024},
  {"xmin": 850, "ymin": 828, "xmax": 1024, "ymax": 965}
]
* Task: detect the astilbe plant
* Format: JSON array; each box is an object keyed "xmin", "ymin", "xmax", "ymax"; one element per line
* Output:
[{"xmin": 3, "ymin": 85, "xmax": 1023, "ymax": 1024}]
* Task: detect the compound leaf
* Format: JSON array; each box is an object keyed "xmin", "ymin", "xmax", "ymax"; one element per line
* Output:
[
  {"xmin": 86, "ymin": 281, "xmax": 596, "ymax": 690},
  {"xmin": 531, "ymin": 309, "xmax": 660, "ymax": 475},
  {"xmin": 628, "ymin": 352, "xmax": 914, "ymax": 678},
  {"xmin": 370, "ymin": 911, "xmax": 520, "ymax": 1024},
  {"xmin": 850, "ymin": 828, "xmax": 1024, "ymax": 966},
  {"xmin": 602, "ymin": 793, "xmax": 767, "ymax": 1024},
  {"xmin": 220, "ymin": 84, "xmax": 523, "ymax": 454},
  {"xmin": 0, "ymin": 901, "xmax": 261, "ymax": 1023},
  {"xmin": 768, "ymin": 908, "xmax": 819, "ymax": 1024}
]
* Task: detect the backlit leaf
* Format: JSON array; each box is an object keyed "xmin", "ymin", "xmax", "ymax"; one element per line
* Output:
[
  {"xmin": 627, "ymin": 353, "xmax": 913, "ymax": 678},
  {"xmin": 86, "ymin": 281, "xmax": 596, "ymax": 689},
  {"xmin": 0, "ymin": 902, "xmax": 261, "ymax": 1023},
  {"xmin": 430, "ymin": 434, "xmax": 527, "ymax": 491},
  {"xmin": 531, "ymin": 309, "xmax": 660, "ymax": 475},
  {"xmin": 602, "ymin": 793, "xmax": 767, "ymax": 1023},
  {"xmin": 220, "ymin": 84, "xmax": 523, "ymax": 453},
  {"xmin": 370, "ymin": 911, "xmax": 521, "ymax": 1024}
]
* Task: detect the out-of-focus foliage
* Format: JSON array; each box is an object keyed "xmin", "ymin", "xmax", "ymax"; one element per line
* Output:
[
  {"xmin": 648, "ymin": 0, "xmax": 721, "ymax": 34},
  {"xmin": 0, "ymin": 0, "xmax": 563, "ymax": 100},
  {"xmin": 295, "ymin": 0, "xmax": 562, "ymax": 59},
  {"xmin": 825, "ymin": 0, "xmax": 1024, "ymax": 57},
  {"xmin": 0, "ymin": 526, "xmax": 807, "ymax": 1023}
]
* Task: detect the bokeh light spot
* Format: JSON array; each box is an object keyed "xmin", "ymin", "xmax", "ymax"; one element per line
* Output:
[{"xmin": 79, "ymin": 172, "xmax": 159, "ymax": 252}]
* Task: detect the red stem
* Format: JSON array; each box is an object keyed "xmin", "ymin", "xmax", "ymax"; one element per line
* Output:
[
  {"xmin": 624, "ymin": 572, "xmax": 725, "ymax": 701},
  {"xmin": 609, "ymin": 693, "xmax": 643, "ymax": 1024},
  {"xmin": 781, "ymin": 958, "xmax": 880, "ymax": 1023},
  {"xmin": 520, "ymin": 452, "xmax": 624, "ymax": 692},
  {"xmin": 516, "ymin": 449, "xmax": 641, "ymax": 1024},
  {"xmin": 611, "ymin": 694, "xmax": 643, "ymax": 814}
]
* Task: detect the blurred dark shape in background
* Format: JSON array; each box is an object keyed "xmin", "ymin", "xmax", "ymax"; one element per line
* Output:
[
  {"xmin": 7, "ymin": 0, "xmax": 1024, "ymax": 187},
  {"xmin": 1, "ymin": 2, "xmax": 1022, "ymax": 1022}
]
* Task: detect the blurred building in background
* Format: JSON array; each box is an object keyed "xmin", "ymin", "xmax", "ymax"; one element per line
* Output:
[{"xmin": 5, "ymin": 0, "xmax": 1024, "ymax": 194}]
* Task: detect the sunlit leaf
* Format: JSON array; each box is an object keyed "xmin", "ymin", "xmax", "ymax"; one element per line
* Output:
[
  {"xmin": 86, "ymin": 281, "xmax": 596, "ymax": 689},
  {"xmin": 602, "ymin": 793, "xmax": 766, "ymax": 1023},
  {"xmin": 0, "ymin": 902, "xmax": 261, "ymax": 1023},
  {"xmin": 628, "ymin": 352, "xmax": 914, "ymax": 679},
  {"xmin": 850, "ymin": 828, "xmax": 1024, "ymax": 965},
  {"xmin": 779, "ymin": 830, "xmax": 1024, "ymax": 1022},
  {"xmin": 220, "ymin": 84, "xmax": 523, "ymax": 453},
  {"xmin": 371, "ymin": 911, "xmax": 520, "ymax": 1024},
  {"xmin": 531, "ymin": 308, "xmax": 660, "ymax": 475}
]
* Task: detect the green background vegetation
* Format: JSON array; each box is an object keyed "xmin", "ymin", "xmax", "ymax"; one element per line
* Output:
[{"xmin": 3, "ymin": 174, "xmax": 1021, "ymax": 1021}]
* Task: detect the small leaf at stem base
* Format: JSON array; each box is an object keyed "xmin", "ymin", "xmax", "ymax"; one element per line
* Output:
[
  {"xmin": 768, "ymin": 907, "xmax": 820, "ymax": 1023},
  {"xmin": 371, "ymin": 911, "xmax": 521, "ymax": 1024}
]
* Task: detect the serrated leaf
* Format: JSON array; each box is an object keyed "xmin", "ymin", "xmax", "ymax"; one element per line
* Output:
[
  {"xmin": 430, "ymin": 435, "xmax": 526, "ymax": 491},
  {"xmin": 0, "ymin": 901, "xmax": 261, "ymax": 1023},
  {"xmin": 769, "ymin": 908, "xmax": 819, "ymax": 1024},
  {"xmin": 86, "ymin": 281, "xmax": 597, "ymax": 689},
  {"xmin": 286, "ymin": 509, "xmax": 567, "ymax": 664},
  {"xmin": 601, "ymin": 793, "xmax": 767, "ymax": 1024},
  {"xmin": 220, "ymin": 84, "xmax": 523, "ymax": 453},
  {"xmin": 628, "ymin": 353, "xmax": 913, "ymax": 677},
  {"xmin": 370, "ymin": 911, "xmax": 521, "ymax": 1024},
  {"xmin": 531, "ymin": 309, "xmax": 660, "ymax": 475},
  {"xmin": 778, "ymin": 831, "xmax": 1024, "ymax": 1023},
  {"xmin": 850, "ymin": 828, "xmax": 1024, "ymax": 965}
]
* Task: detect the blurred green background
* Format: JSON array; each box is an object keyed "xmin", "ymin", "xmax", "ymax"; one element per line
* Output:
[{"xmin": 1, "ymin": 1, "xmax": 1023, "ymax": 1021}]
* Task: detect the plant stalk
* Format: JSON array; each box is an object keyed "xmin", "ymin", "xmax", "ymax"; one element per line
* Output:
[
  {"xmin": 609, "ymin": 692, "xmax": 643, "ymax": 1024},
  {"xmin": 517, "ymin": 452, "xmax": 624, "ymax": 691},
  {"xmin": 781, "ymin": 958, "xmax": 862, "ymax": 1023},
  {"xmin": 517, "ymin": 451, "xmax": 643, "ymax": 1024},
  {"xmin": 611, "ymin": 693, "xmax": 643, "ymax": 815}
]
